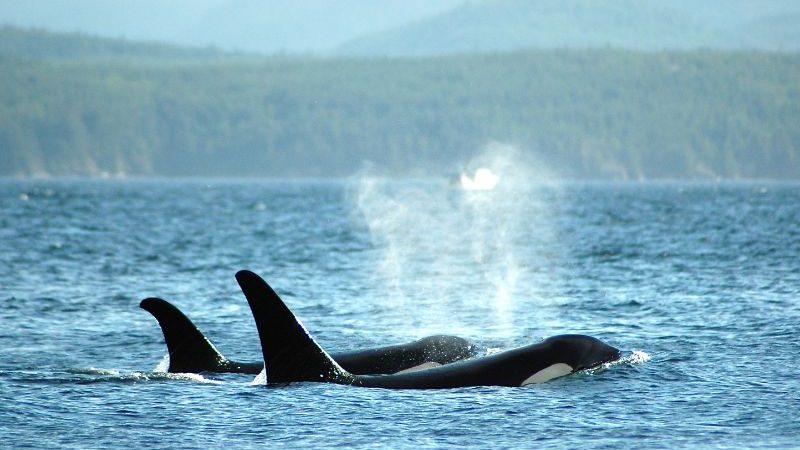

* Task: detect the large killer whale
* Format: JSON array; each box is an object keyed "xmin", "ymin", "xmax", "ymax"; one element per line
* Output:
[
  {"xmin": 236, "ymin": 270, "xmax": 622, "ymax": 388},
  {"xmin": 140, "ymin": 297, "xmax": 476, "ymax": 375}
]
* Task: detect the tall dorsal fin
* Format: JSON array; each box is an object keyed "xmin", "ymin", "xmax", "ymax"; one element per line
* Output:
[
  {"xmin": 140, "ymin": 297, "xmax": 229, "ymax": 373},
  {"xmin": 235, "ymin": 270, "xmax": 353, "ymax": 384}
]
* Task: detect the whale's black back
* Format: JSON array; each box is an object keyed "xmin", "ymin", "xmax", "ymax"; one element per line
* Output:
[
  {"xmin": 141, "ymin": 295, "xmax": 476, "ymax": 375},
  {"xmin": 236, "ymin": 269, "xmax": 621, "ymax": 389}
]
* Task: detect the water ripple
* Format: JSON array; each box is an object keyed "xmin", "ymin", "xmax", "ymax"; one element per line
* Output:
[{"xmin": 1, "ymin": 179, "xmax": 798, "ymax": 449}]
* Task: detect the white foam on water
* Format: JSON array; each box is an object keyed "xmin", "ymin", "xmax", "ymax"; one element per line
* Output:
[
  {"xmin": 67, "ymin": 367, "xmax": 121, "ymax": 375},
  {"xmin": 627, "ymin": 350, "xmax": 651, "ymax": 364},
  {"xmin": 168, "ymin": 373, "xmax": 223, "ymax": 385},
  {"xmin": 600, "ymin": 350, "xmax": 651, "ymax": 370},
  {"xmin": 153, "ymin": 353, "xmax": 170, "ymax": 373}
]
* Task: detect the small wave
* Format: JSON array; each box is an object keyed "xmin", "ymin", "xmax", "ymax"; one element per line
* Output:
[
  {"xmin": 484, "ymin": 347, "xmax": 505, "ymax": 356},
  {"xmin": 169, "ymin": 372, "xmax": 224, "ymax": 385},
  {"xmin": 17, "ymin": 369, "xmax": 224, "ymax": 385},
  {"xmin": 583, "ymin": 350, "xmax": 650, "ymax": 375},
  {"xmin": 607, "ymin": 350, "xmax": 651, "ymax": 368},
  {"xmin": 626, "ymin": 350, "xmax": 651, "ymax": 364},
  {"xmin": 86, "ymin": 371, "xmax": 157, "ymax": 384},
  {"xmin": 66, "ymin": 367, "xmax": 121, "ymax": 376},
  {"xmin": 76, "ymin": 370, "xmax": 223, "ymax": 385}
]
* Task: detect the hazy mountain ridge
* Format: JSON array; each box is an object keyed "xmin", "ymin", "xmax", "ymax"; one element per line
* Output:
[
  {"xmin": 337, "ymin": 0, "xmax": 800, "ymax": 56},
  {"xmin": 0, "ymin": 0, "xmax": 461, "ymax": 54},
  {"xmin": 665, "ymin": 0, "xmax": 800, "ymax": 28},
  {"xmin": 180, "ymin": 0, "xmax": 463, "ymax": 53}
]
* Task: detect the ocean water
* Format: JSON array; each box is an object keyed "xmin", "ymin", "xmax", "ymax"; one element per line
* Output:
[{"xmin": 0, "ymin": 178, "xmax": 798, "ymax": 449}]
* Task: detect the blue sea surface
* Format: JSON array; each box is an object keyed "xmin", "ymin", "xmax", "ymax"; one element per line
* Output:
[{"xmin": 0, "ymin": 178, "xmax": 798, "ymax": 449}]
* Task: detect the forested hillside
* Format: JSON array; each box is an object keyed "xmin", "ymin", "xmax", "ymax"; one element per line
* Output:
[{"xmin": 1, "ymin": 29, "xmax": 798, "ymax": 179}]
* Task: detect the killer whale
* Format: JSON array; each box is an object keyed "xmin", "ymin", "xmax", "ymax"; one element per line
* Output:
[
  {"xmin": 236, "ymin": 269, "xmax": 622, "ymax": 389},
  {"xmin": 140, "ymin": 297, "xmax": 476, "ymax": 375}
]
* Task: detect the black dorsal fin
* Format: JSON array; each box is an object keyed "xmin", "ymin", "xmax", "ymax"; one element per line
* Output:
[
  {"xmin": 235, "ymin": 270, "xmax": 353, "ymax": 384},
  {"xmin": 140, "ymin": 297, "xmax": 230, "ymax": 373}
]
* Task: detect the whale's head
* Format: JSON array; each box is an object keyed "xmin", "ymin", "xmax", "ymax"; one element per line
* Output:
[
  {"xmin": 519, "ymin": 334, "xmax": 622, "ymax": 385},
  {"xmin": 545, "ymin": 334, "xmax": 621, "ymax": 372}
]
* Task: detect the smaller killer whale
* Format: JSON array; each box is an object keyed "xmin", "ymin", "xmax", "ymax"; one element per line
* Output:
[
  {"xmin": 140, "ymin": 297, "xmax": 476, "ymax": 375},
  {"xmin": 236, "ymin": 270, "xmax": 622, "ymax": 389}
]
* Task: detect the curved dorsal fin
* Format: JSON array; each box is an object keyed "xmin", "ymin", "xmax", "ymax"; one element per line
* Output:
[
  {"xmin": 235, "ymin": 270, "xmax": 353, "ymax": 384},
  {"xmin": 140, "ymin": 297, "xmax": 230, "ymax": 373}
]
